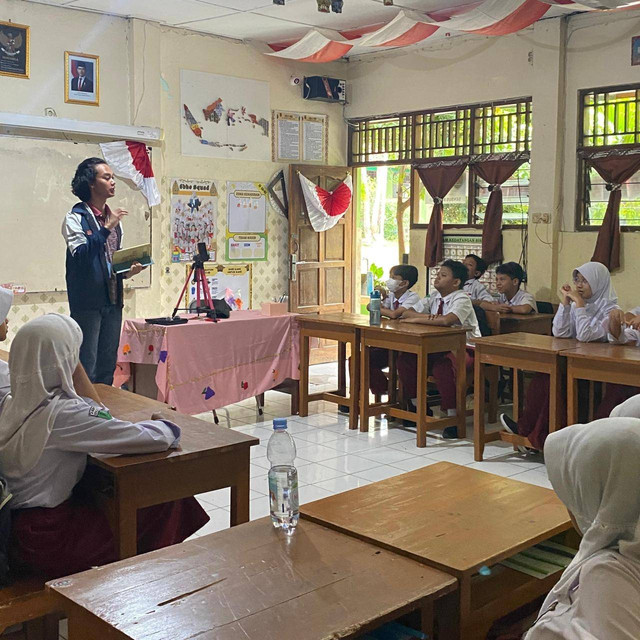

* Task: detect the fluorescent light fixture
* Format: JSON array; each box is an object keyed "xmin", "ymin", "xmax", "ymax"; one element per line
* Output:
[{"xmin": 0, "ymin": 111, "xmax": 163, "ymax": 145}]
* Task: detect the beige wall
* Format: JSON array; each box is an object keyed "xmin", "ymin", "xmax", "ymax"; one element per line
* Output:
[
  {"xmin": 347, "ymin": 8, "xmax": 640, "ymax": 309},
  {"xmin": 0, "ymin": 0, "xmax": 347, "ymax": 343}
]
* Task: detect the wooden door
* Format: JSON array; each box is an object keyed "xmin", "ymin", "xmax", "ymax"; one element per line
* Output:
[{"xmin": 288, "ymin": 164, "xmax": 353, "ymax": 316}]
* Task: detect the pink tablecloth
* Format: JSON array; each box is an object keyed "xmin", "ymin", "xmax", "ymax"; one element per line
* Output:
[{"xmin": 114, "ymin": 311, "xmax": 300, "ymax": 414}]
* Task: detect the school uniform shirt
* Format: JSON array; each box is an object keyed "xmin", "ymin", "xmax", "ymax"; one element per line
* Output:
[
  {"xmin": 463, "ymin": 278, "xmax": 494, "ymax": 303},
  {"xmin": 553, "ymin": 262, "xmax": 619, "ymax": 343},
  {"xmin": 424, "ymin": 290, "xmax": 481, "ymax": 344},
  {"xmin": 498, "ymin": 289, "xmax": 536, "ymax": 312},
  {"xmin": 608, "ymin": 306, "xmax": 640, "ymax": 346},
  {"xmin": 0, "ymin": 360, "xmax": 8, "ymax": 396},
  {"xmin": 382, "ymin": 289, "xmax": 424, "ymax": 312},
  {"xmin": 0, "ymin": 395, "xmax": 181, "ymax": 510}
]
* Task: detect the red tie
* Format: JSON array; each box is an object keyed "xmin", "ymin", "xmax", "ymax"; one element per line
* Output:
[
  {"xmin": 393, "ymin": 300, "xmax": 400, "ymax": 310},
  {"xmin": 437, "ymin": 299, "xmax": 444, "ymax": 315}
]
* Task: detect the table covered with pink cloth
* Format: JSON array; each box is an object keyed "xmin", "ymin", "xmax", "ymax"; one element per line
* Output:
[{"xmin": 114, "ymin": 311, "xmax": 300, "ymax": 414}]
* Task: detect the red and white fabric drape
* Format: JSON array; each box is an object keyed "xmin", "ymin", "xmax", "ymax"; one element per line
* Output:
[{"xmin": 264, "ymin": 0, "xmax": 614, "ymax": 63}]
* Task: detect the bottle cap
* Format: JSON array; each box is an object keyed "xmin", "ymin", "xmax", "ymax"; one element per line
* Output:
[
  {"xmin": 370, "ymin": 290, "xmax": 381, "ymax": 299},
  {"xmin": 273, "ymin": 418, "xmax": 287, "ymax": 430}
]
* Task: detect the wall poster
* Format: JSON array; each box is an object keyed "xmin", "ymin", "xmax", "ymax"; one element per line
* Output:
[
  {"xmin": 170, "ymin": 178, "xmax": 218, "ymax": 263},
  {"xmin": 181, "ymin": 70, "xmax": 271, "ymax": 161},
  {"xmin": 226, "ymin": 181, "xmax": 268, "ymax": 261},
  {"xmin": 272, "ymin": 110, "xmax": 328, "ymax": 164}
]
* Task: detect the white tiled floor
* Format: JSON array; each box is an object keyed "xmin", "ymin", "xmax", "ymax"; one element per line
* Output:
[{"xmin": 189, "ymin": 362, "xmax": 550, "ymax": 540}]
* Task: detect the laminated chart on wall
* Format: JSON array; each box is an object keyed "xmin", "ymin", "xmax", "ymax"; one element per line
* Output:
[
  {"xmin": 184, "ymin": 263, "xmax": 252, "ymax": 311},
  {"xmin": 226, "ymin": 181, "xmax": 268, "ymax": 261},
  {"xmin": 170, "ymin": 178, "xmax": 218, "ymax": 263},
  {"xmin": 272, "ymin": 110, "xmax": 328, "ymax": 164},
  {"xmin": 428, "ymin": 235, "xmax": 498, "ymax": 294}
]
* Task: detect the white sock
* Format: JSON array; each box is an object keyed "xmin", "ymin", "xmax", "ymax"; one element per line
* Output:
[{"xmin": 447, "ymin": 409, "xmax": 456, "ymax": 417}]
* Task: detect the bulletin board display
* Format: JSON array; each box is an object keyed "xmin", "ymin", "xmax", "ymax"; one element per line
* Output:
[{"xmin": 184, "ymin": 263, "xmax": 252, "ymax": 311}]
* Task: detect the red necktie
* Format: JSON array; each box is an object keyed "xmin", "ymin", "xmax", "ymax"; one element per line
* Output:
[
  {"xmin": 437, "ymin": 299, "xmax": 444, "ymax": 315},
  {"xmin": 393, "ymin": 300, "xmax": 400, "ymax": 310}
]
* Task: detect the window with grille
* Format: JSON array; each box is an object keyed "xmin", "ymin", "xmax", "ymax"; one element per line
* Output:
[
  {"xmin": 349, "ymin": 98, "xmax": 531, "ymax": 227},
  {"xmin": 578, "ymin": 84, "xmax": 640, "ymax": 229}
]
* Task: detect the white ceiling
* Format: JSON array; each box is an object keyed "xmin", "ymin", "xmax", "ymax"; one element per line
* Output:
[{"xmin": 24, "ymin": 0, "xmax": 497, "ymax": 43}]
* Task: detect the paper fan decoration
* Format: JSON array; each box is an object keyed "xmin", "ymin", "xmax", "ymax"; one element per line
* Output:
[{"xmin": 298, "ymin": 173, "xmax": 352, "ymax": 232}]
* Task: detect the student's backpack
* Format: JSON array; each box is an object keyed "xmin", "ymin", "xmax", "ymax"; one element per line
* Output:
[{"xmin": 0, "ymin": 478, "xmax": 12, "ymax": 586}]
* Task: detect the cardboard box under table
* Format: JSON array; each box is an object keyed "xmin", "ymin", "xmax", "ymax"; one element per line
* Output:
[{"xmin": 301, "ymin": 462, "xmax": 572, "ymax": 640}]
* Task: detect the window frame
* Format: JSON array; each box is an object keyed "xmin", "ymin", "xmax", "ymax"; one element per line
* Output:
[
  {"xmin": 348, "ymin": 97, "xmax": 532, "ymax": 230},
  {"xmin": 576, "ymin": 83, "xmax": 640, "ymax": 232}
]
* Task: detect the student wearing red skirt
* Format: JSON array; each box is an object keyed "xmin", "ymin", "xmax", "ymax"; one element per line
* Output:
[
  {"xmin": 500, "ymin": 261, "xmax": 620, "ymax": 450},
  {"xmin": 0, "ymin": 314, "xmax": 209, "ymax": 578}
]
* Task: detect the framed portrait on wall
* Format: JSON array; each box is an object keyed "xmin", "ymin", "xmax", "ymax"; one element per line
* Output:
[
  {"xmin": 0, "ymin": 20, "xmax": 29, "ymax": 79},
  {"xmin": 65, "ymin": 51, "xmax": 99, "ymax": 106},
  {"xmin": 633, "ymin": 36, "xmax": 640, "ymax": 66}
]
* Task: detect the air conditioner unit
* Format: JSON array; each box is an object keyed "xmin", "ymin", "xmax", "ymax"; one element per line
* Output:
[{"xmin": 303, "ymin": 76, "xmax": 346, "ymax": 104}]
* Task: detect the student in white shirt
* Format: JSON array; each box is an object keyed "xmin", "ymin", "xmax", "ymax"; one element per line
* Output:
[
  {"xmin": 398, "ymin": 259, "xmax": 480, "ymax": 439},
  {"xmin": 524, "ymin": 418, "xmax": 640, "ymax": 640},
  {"xmin": 481, "ymin": 261, "xmax": 536, "ymax": 314},
  {"xmin": 0, "ymin": 286, "xmax": 12, "ymax": 395},
  {"xmin": 501, "ymin": 261, "xmax": 620, "ymax": 450},
  {"xmin": 462, "ymin": 254, "xmax": 493, "ymax": 304},
  {"xmin": 1, "ymin": 314, "xmax": 209, "ymax": 578}
]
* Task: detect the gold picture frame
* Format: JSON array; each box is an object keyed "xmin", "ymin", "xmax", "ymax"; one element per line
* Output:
[
  {"xmin": 65, "ymin": 51, "xmax": 99, "ymax": 106},
  {"xmin": 0, "ymin": 20, "xmax": 30, "ymax": 79}
]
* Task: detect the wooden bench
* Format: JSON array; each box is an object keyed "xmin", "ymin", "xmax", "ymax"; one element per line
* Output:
[{"xmin": 0, "ymin": 576, "xmax": 59, "ymax": 639}]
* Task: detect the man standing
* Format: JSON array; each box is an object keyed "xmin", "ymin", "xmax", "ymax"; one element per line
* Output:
[
  {"xmin": 71, "ymin": 62, "xmax": 93, "ymax": 92},
  {"xmin": 62, "ymin": 158, "xmax": 142, "ymax": 384}
]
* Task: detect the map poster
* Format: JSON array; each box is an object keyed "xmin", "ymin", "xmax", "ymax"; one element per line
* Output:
[
  {"xmin": 226, "ymin": 181, "xmax": 268, "ymax": 262},
  {"xmin": 170, "ymin": 178, "xmax": 218, "ymax": 263}
]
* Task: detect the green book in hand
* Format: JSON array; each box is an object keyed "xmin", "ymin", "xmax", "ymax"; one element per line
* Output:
[{"xmin": 111, "ymin": 243, "xmax": 153, "ymax": 274}]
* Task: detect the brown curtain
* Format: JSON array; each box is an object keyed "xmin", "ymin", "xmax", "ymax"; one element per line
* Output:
[
  {"xmin": 416, "ymin": 163, "xmax": 467, "ymax": 267},
  {"xmin": 474, "ymin": 158, "xmax": 525, "ymax": 264},
  {"xmin": 585, "ymin": 153, "xmax": 640, "ymax": 271}
]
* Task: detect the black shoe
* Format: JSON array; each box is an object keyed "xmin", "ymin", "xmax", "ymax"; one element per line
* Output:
[
  {"xmin": 500, "ymin": 413, "xmax": 518, "ymax": 434},
  {"xmin": 338, "ymin": 405, "xmax": 350, "ymax": 414},
  {"xmin": 442, "ymin": 426, "xmax": 459, "ymax": 439}
]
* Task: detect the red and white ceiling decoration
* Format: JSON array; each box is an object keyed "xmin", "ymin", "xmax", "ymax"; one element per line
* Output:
[{"xmin": 266, "ymin": 0, "xmax": 627, "ymax": 63}]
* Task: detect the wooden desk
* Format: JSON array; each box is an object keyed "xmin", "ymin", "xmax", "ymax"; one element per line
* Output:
[
  {"xmin": 297, "ymin": 313, "xmax": 370, "ymax": 430},
  {"xmin": 485, "ymin": 312, "xmax": 554, "ymax": 337},
  {"xmin": 92, "ymin": 384, "xmax": 258, "ymax": 560},
  {"xmin": 360, "ymin": 322, "xmax": 467, "ymax": 447},
  {"xmin": 473, "ymin": 334, "xmax": 577, "ymax": 461},
  {"xmin": 301, "ymin": 462, "xmax": 571, "ymax": 640},
  {"xmin": 564, "ymin": 343, "xmax": 640, "ymax": 424},
  {"xmin": 47, "ymin": 518, "xmax": 457, "ymax": 640}
]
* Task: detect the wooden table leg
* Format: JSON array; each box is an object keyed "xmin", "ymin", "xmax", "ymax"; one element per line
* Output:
[
  {"xmin": 388, "ymin": 350, "xmax": 398, "ymax": 405},
  {"xmin": 474, "ymin": 354, "xmax": 486, "ymax": 462},
  {"xmin": 458, "ymin": 574, "xmax": 473, "ymax": 640},
  {"xmin": 299, "ymin": 332, "xmax": 310, "ymax": 418},
  {"xmin": 114, "ymin": 481, "xmax": 137, "ymax": 560},
  {"xmin": 349, "ymin": 336, "xmax": 360, "ymax": 431},
  {"xmin": 513, "ymin": 368, "xmax": 521, "ymax": 423},
  {"xmin": 567, "ymin": 366, "xmax": 579, "ymax": 425},
  {"xmin": 487, "ymin": 367, "xmax": 499, "ymax": 424},
  {"xmin": 416, "ymin": 347, "xmax": 428, "ymax": 448},
  {"xmin": 359, "ymin": 336, "xmax": 370, "ymax": 433},
  {"xmin": 549, "ymin": 358, "xmax": 561, "ymax": 436},
  {"xmin": 337, "ymin": 341, "xmax": 347, "ymax": 397},
  {"xmin": 419, "ymin": 600, "xmax": 435, "ymax": 638},
  {"xmin": 230, "ymin": 454, "xmax": 251, "ymax": 526},
  {"xmin": 456, "ymin": 340, "xmax": 467, "ymax": 439}
]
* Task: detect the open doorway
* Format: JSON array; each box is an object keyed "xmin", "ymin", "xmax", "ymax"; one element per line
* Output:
[{"xmin": 355, "ymin": 165, "xmax": 411, "ymax": 313}]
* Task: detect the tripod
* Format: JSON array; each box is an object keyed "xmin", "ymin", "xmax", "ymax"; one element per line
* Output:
[{"xmin": 172, "ymin": 255, "xmax": 217, "ymax": 321}]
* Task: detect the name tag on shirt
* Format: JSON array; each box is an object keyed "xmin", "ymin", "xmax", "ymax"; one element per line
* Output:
[{"xmin": 89, "ymin": 406, "xmax": 112, "ymax": 420}]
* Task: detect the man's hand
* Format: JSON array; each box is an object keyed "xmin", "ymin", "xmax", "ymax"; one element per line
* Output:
[
  {"xmin": 609, "ymin": 309, "xmax": 625, "ymax": 339},
  {"xmin": 105, "ymin": 208, "xmax": 128, "ymax": 230},
  {"xmin": 128, "ymin": 261, "xmax": 145, "ymax": 277},
  {"xmin": 494, "ymin": 304, "xmax": 512, "ymax": 313},
  {"xmin": 151, "ymin": 411, "xmax": 172, "ymax": 422},
  {"xmin": 630, "ymin": 314, "xmax": 640, "ymax": 331}
]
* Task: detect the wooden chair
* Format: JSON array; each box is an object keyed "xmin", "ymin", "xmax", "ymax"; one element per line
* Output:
[{"xmin": 0, "ymin": 577, "xmax": 60, "ymax": 640}]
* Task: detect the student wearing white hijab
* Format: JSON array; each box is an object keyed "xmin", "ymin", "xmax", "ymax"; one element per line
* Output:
[
  {"xmin": 1, "ymin": 314, "xmax": 209, "ymax": 578},
  {"xmin": 610, "ymin": 393, "xmax": 640, "ymax": 418},
  {"xmin": 500, "ymin": 262, "xmax": 620, "ymax": 450},
  {"xmin": 0, "ymin": 286, "xmax": 13, "ymax": 395},
  {"xmin": 524, "ymin": 419, "xmax": 640, "ymax": 639}
]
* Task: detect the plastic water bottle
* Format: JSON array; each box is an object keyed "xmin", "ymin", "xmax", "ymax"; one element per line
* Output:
[
  {"xmin": 366, "ymin": 271, "xmax": 374, "ymax": 296},
  {"xmin": 369, "ymin": 290, "xmax": 381, "ymax": 326},
  {"xmin": 267, "ymin": 419, "xmax": 299, "ymax": 535}
]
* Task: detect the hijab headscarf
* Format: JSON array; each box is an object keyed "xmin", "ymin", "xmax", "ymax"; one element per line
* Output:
[
  {"xmin": 0, "ymin": 314, "xmax": 84, "ymax": 477},
  {"xmin": 610, "ymin": 394, "xmax": 640, "ymax": 419},
  {"xmin": 543, "ymin": 418, "xmax": 640, "ymax": 601},
  {"xmin": 0, "ymin": 286, "xmax": 12, "ymax": 326},
  {"xmin": 573, "ymin": 261, "xmax": 618, "ymax": 316}
]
